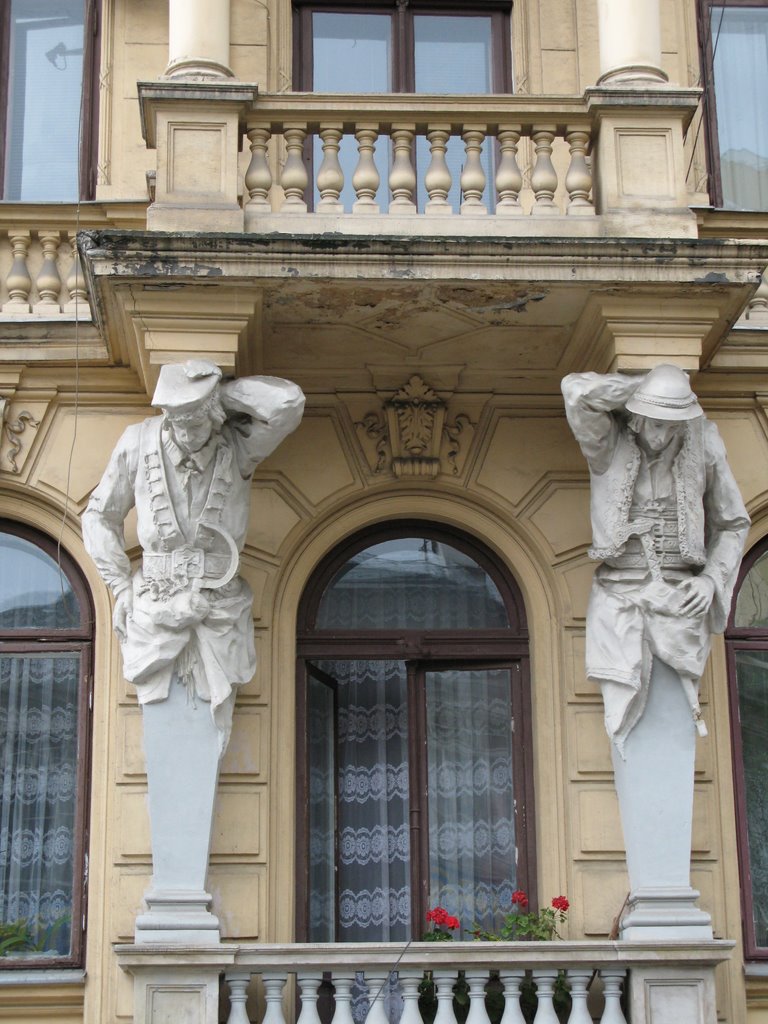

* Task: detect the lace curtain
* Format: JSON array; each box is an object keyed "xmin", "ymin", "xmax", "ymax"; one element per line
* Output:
[{"xmin": 0, "ymin": 654, "xmax": 79, "ymax": 954}]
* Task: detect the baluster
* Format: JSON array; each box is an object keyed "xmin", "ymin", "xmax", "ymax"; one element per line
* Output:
[
  {"xmin": 331, "ymin": 973, "xmax": 356, "ymax": 1024},
  {"xmin": 64, "ymin": 233, "xmax": 88, "ymax": 314},
  {"xmin": 316, "ymin": 124, "xmax": 345, "ymax": 213},
  {"xmin": 225, "ymin": 970, "xmax": 252, "ymax": 1024},
  {"xmin": 496, "ymin": 126, "xmax": 523, "ymax": 215},
  {"xmin": 530, "ymin": 127, "xmax": 559, "ymax": 215},
  {"xmin": 566, "ymin": 970, "xmax": 593, "ymax": 1024},
  {"xmin": 261, "ymin": 973, "xmax": 288, "ymax": 1024},
  {"xmin": 433, "ymin": 969, "xmax": 459, "ymax": 1024},
  {"xmin": 398, "ymin": 969, "xmax": 424, "ymax": 1024},
  {"xmin": 3, "ymin": 231, "xmax": 33, "ymax": 313},
  {"xmin": 460, "ymin": 126, "xmax": 488, "ymax": 214},
  {"xmin": 531, "ymin": 970, "xmax": 559, "ymax": 1024},
  {"xmin": 465, "ymin": 972, "xmax": 491, "ymax": 1024},
  {"xmin": 599, "ymin": 970, "xmax": 627, "ymax": 1024},
  {"xmin": 748, "ymin": 268, "xmax": 768, "ymax": 318},
  {"xmin": 281, "ymin": 123, "xmax": 309, "ymax": 212},
  {"xmin": 352, "ymin": 125, "xmax": 380, "ymax": 213},
  {"xmin": 565, "ymin": 128, "xmax": 593, "ymax": 214},
  {"xmin": 245, "ymin": 124, "xmax": 273, "ymax": 229},
  {"xmin": 364, "ymin": 972, "xmax": 391, "ymax": 1024},
  {"xmin": 297, "ymin": 972, "xmax": 324, "ymax": 1024},
  {"xmin": 34, "ymin": 230, "xmax": 62, "ymax": 311},
  {"xmin": 389, "ymin": 124, "xmax": 417, "ymax": 214},
  {"xmin": 498, "ymin": 970, "xmax": 526, "ymax": 1024},
  {"xmin": 425, "ymin": 125, "xmax": 452, "ymax": 214}
]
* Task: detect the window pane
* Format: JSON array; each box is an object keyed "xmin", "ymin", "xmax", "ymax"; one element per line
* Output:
[
  {"xmin": 315, "ymin": 659, "xmax": 410, "ymax": 942},
  {"xmin": 414, "ymin": 16, "xmax": 493, "ymax": 93},
  {"xmin": 710, "ymin": 7, "xmax": 768, "ymax": 210},
  {"xmin": 307, "ymin": 672, "xmax": 335, "ymax": 942},
  {"xmin": 0, "ymin": 653, "xmax": 80, "ymax": 957},
  {"xmin": 734, "ymin": 649, "xmax": 768, "ymax": 946},
  {"xmin": 4, "ymin": 0, "xmax": 85, "ymax": 201},
  {"xmin": 426, "ymin": 668, "xmax": 515, "ymax": 936},
  {"xmin": 735, "ymin": 551, "xmax": 768, "ymax": 627},
  {"xmin": 0, "ymin": 532, "xmax": 80, "ymax": 629},
  {"xmin": 316, "ymin": 538, "xmax": 510, "ymax": 629}
]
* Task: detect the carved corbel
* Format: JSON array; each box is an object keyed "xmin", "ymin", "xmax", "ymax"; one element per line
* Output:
[{"xmin": 355, "ymin": 375, "xmax": 475, "ymax": 478}]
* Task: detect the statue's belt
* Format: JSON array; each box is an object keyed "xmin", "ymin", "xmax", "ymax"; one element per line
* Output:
[{"xmin": 143, "ymin": 547, "xmax": 234, "ymax": 588}]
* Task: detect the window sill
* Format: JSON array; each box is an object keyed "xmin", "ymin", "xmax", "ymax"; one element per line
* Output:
[{"xmin": 0, "ymin": 968, "xmax": 85, "ymax": 985}]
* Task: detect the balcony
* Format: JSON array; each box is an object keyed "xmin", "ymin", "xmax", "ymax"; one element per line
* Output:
[{"xmin": 115, "ymin": 939, "xmax": 732, "ymax": 1024}]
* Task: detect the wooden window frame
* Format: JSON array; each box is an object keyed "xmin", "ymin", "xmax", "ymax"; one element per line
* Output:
[
  {"xmin": 0, "ymin": 0, "xmax": 100, "ymax": 201},
  {"xmin": 293, "ymin": 0, "xmax": 513, "ymax": 94},
  {"xmin": 696, "ymin": 0, "xmax": 768, "ymax": 209},
  {"xmin": 295, "ymin": 521, "xmax": 535, "ymax": 942},
  {"xmin": 0, "ymin": 519, "xmax": 94, "ymax": 970},
  {"xmin": 725, "ymin": 538, "xmax": 768, "ymax": 960}
]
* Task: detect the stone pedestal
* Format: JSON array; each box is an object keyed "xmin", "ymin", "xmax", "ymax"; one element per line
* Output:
[
  {"xmin": 612, "ymin": 658, "xmax": 712, "ymax": 940},
  {"xmin": 134, "ymin": 679, "xmax": 222, "ymax": 944}
]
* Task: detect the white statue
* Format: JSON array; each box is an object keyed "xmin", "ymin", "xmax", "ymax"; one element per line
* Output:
[
  {"xmin": 562, "ymin": 365, "xmax": 749, "ymax": 938},
  {"xmin": 82, "ymin": 359, "xmax": 304, "ymax": 943},
  {"xmin": 562, "ymin": 365, "xmax": 749, "ymax": 751}
]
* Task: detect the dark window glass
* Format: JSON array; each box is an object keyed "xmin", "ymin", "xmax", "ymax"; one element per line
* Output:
[
  {"xmin": 297, "ymin": 525, "xmax": 533, "ymax": 944},
  {"xmin": 727, "ymin": 539, "xmax": 768, "ymax": 958},
  {"xmin": 0, "ymin": 521, "xmax": 92, "ymax": 968}
]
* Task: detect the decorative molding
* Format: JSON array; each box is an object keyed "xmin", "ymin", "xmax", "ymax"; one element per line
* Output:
[
  {"xmin": 2, "ymin": 407, "xmax": 40, "ymax": 473},
  {"xmin": 354, "ymin": 375, "xmax": 475, "ymax": 479}
]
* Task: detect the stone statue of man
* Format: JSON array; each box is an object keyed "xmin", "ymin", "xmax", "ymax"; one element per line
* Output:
[
  {"xmin": 562, "ymin": 365, "xmax": 749, "ymax": 752},
  {"xmin": 83, "ymin": 359, "xmax": 305, "ymax": 752},
  {"xmin": 562, "ymin": 365, "xmax": 750, "ymax": 937}
]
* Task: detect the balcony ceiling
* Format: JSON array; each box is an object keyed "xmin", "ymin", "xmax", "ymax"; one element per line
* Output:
[{"xmin": 79, "ymin": 231, "xmax": 768, "ymax": 394}]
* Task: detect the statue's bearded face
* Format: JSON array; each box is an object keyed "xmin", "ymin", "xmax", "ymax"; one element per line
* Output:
[
  {"xmin": 166, "ymin": 405, "xmax": 215, "ymax": 454},
  {"xmin": 635, "ymin": 416, "xmax": 683, "ymax": 453}
]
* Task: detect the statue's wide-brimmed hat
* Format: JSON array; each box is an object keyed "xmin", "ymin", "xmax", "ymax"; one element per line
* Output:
[
  {"xmin": 151, "ymin": 359, "xmax": 222, "ymax": 412},
  {"xmin": 625, "ymin": 364, "xmax": 703, "ymax": 421}
]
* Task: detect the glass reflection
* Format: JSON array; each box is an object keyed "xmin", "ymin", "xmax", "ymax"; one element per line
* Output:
[{"xmin": 0, "ymin": 532, "xmax": 79, "ymax": 629}]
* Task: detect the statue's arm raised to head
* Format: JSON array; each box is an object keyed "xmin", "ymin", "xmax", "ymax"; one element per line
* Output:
[
  {"xmin": 220, "ymin": 375, "xmax": 306, "ymax": 478},
  {"xmin": 561, "ymin": 372, "xmax": 642, "ymax": 474}
]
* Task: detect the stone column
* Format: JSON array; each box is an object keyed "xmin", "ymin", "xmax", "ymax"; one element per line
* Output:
[
  {"xmin": 596, "ymin": 0, "xmax": 668, "ymax": 86},
  {"xmin": 166, "ymin": 0, "xmax": 233, "ymax": 79}
]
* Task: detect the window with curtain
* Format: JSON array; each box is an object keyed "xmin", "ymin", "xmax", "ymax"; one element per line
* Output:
[
  {"xmin": 0, "ymin": 521, "xmax": 92, "ymax": 967},
  {"xmin": 726, "ymin": 540, "xmax": 768, "ymax": 959},
  {"xmin": 293, "ymin": 0, "xmax": 512, "ymax": 211},
  {"xmin": 296, "ymin": 524, "xmax": 534, "ymax": 948},
  {"xmin": 699, "ymin": 1, "xmax": 768, "ymax": 210},
  {"xmin": 1, "ymin": 0, "xmax": 100, "ymax": 201}
]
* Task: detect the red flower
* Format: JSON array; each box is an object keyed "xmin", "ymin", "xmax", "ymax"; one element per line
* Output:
[
  {"xmin": 427, "ymin": 906, "xmax": 450, "ymax": 926},
  {"xmin": 551, "ymin": 896, "xmax": 570, "ymax": 912},
  {"xmin": 511, "ymin": 890, "xmax": 529, "ymax": 907},
  {"xmin": 446, "ymin": 915, "xmax": 460, "ymax": 930}
]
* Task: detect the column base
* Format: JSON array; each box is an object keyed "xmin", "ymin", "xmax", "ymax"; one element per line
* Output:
[
  {"xmin": 135, "ymin": 889, "xmax": 221, "ymax": 944},
  {"xmin": 620, "ymin": 886, "xmax": 713, "ymax": 941}
]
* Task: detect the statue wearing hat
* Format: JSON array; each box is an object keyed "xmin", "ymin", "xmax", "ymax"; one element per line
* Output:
[
  {"xmin": 83, "ymin": 360, "xmax": 305, "ymax": 752},
  {"xmin": 82, "ymin": 361, "xmax": 304, "ymax": 942},
  {"xmin": 562, "ymin": 366, "xmax": 749, "ymax": 937}
]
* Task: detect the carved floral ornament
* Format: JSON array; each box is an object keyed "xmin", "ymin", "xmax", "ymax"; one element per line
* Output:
[{"xmin": 356, "ymin": 375, "xmax": 474, "ymax": 479}]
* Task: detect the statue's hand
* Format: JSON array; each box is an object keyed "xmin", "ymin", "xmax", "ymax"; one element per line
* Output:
[
  {"xmin": 678, "ymin": 575, "xmax": 715, "ymax": 617},
  {"xmin": 113, "ymin": 588, "xmax": 134, "ymax": 642}
]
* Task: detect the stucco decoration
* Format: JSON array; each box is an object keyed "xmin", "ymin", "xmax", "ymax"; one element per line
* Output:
[
  {"xmin": 355, "ymin": 374, "xmax": 474, "ymax": 477},
  {"xmin": 83, "ymin": 359, "xmax": 304, "ymax": 942},
  {"xmin": 562, "ymin": 366, "xmax": 749, "ymax": 939},
  {"xmin": 1, "ymin": 403, "xmax": 39, "ymax": 473}
]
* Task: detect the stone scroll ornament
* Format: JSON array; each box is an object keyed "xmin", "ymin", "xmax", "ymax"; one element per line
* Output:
[
  {"xmin": 561, "ymin": 365, "xmax": 749, "ymax": 939},
  {"xmin": 82, "ymin": 360, "xmax": 304, "ymax": 943}
]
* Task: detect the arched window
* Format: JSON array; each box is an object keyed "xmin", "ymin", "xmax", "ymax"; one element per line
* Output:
[
  {"xmin": 726, "ymin": 539, "xmax": 768, "ymax": 959},
  {"xmin": 0, "ymin": 520, "xmax": 93, "ymax": 967},
  {"xmin": 296, "ymin": 523, "xmax": 534, "ymax": 942}
]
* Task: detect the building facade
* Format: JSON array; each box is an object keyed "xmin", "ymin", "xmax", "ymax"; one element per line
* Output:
[{"xmin": 2, "ymin": 0, "xmax": 768, "ymax": 1021}]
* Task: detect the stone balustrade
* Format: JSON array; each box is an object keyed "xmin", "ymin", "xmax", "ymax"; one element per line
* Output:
[
  {"xmin": 244, "ymin": 95, "xmax": 595, "ymax": 233},
  {"xmin": 120, "ymin": 940, "xmax": 729, "ymax": 1024}
]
